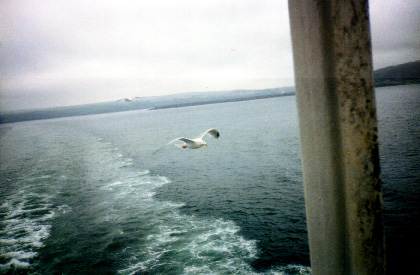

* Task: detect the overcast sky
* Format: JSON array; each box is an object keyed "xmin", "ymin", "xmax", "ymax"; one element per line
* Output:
[{"xmin": 1, "ymin": 0, "xmax": 419, "ymax": 111}]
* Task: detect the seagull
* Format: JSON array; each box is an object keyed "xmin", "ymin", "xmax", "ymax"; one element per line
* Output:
[{"xmin": 168, "ymin": 128, "xmax": 220, "ymax": 149}]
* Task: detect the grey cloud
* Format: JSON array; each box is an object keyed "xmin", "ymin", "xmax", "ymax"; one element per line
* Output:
[{"xmin": 1, "ymin": 0, "xmax": 419, "ymax": 111}]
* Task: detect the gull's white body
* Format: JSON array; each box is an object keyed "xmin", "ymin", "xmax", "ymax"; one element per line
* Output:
[{"xmin": 168, "ymin": 128, "xmax": 220, "ymax": 149}]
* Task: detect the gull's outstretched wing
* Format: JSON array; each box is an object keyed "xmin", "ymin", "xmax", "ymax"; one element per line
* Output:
[
  {"xmin": 167, "ymin": 137, "xmax": 194, "ymax": 146},
  {"xmin": 153, "ymin": 137, "xmax": 193, "ymax": 154},
  {"xmin": 197, "ymin": 129, "xmax": 220, "ymax": 140},
  {"xmin": 177, "ymin": 137, "xmax": 195, "ymax": 145}
]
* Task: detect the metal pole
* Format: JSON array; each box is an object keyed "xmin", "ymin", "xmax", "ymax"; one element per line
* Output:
[{"xmin": 288, "ymin": 1, "xmax": 385, "ymax": 274}]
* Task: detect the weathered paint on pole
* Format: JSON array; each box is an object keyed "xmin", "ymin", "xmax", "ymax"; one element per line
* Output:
[{"xmin": 288, "ymin": 1, "xmax": 385, "ymax": 274}]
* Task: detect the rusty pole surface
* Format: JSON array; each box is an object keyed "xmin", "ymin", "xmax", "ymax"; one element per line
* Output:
[{"xmin": 288, "ymin": 1, "xmax": 385, "ymax": 274}]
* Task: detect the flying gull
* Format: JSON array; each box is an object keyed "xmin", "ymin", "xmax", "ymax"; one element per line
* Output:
[{"xmin": 168, "ymin": 128, "xmax": 220, "ymax": 149}]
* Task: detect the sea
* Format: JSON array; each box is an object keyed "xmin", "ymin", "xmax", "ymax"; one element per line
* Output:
[{"xmin": 0, "ymin": 84, "xmax": 419, "ymax": 275}]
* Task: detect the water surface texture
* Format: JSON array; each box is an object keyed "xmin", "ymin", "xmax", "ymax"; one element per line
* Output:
[{"xmin": 1, "ymin": 85, "xmax": 419, "ymax": 274}]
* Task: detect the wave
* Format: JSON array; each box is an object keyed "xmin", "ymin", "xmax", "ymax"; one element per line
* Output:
[
  {"xmin": 0, "ymin": 123, "xmax": 311, "ymax": 274},
  {"xmin": 107, "ymin": 171, "xmax": 309, "ymax": 275},
  {"xmin": 0, "ymin": 188, "xmax": 70, "ymax": 271}
]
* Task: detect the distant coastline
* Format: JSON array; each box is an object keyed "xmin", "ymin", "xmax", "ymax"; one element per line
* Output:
[
  {"xmin": 151, "ymin": 92, "xmax": 295, "ymax": 110},
  {"xmin": 0, "ymin": 88, "xmax": 295, "ymax": 124},
  {"xmin": 1, "ymin": 60, "xmax": 419, "ymax": 124},
  {"xmin": 374, "ymin": 60, "xmax": 420, "ymax": 87}
]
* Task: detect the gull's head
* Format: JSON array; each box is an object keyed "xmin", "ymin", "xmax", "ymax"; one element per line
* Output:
[{"xmin": 201, "ymin": 140, "xmax": 208, "ymax": 146}]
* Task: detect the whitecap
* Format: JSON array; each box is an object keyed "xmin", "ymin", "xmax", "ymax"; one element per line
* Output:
[
  {"xmin": 2, "ymin": 258, "xmax": 31, "ymax": 268},
  {"xmin": 0, "ymin": 187, "xmax": 63, "ymax": 269},
  {"xmin": 138, "ymin": 170, "xmax": 150, "ymax": 176},
  {"xmin": 57, "ymin": 205, "xmax": 72, "ymax": 214},
  {"xmin": 108, "ymin": 181, "xmax": 124, "ymax": 187},
  {"xmin": 2, "ymin": 251, "xmax": 37, "ymax": 260},
  {"xmin": 118, "ymin": 205, "xmax": 258, "ymax": 275}
]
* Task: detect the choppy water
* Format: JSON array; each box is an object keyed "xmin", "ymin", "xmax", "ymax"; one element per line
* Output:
[{"xmin": 1, "ymin": 84, "xmax": 419, "ymax": 274}]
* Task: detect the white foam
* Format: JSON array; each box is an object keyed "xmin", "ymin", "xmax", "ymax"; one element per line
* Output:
[
  {"xmin": 120, "ymin": 204, "xmax": 258, "ymax": 275},
  {"xmin": 102, "ymin": 172, "xmax": 170, "ymax": 200},
  {"xmin": 138, "ymin": 170, "xmax": 150, "ymax": 176},
  {"xmin": 1, "ymin": 258, "xmax": 31, "ymax": 268},
  {"xmin": 57, "ymin": 205, "xmax": 72, "ymax": 214},
  {"xmin": 0, "ymin": 238, "xmax": 18, "ymax": 245},
  {"xmin": 104, "ymin": 213, "xmax": 121, "ymax": 223},
  {"xmin": 166, "ymin": 202, "xmax": 186, "ymax": 208},
  {"xmin": 118, "ymin": 261, "xmax": 147, "ymax": 275},
  {"xmin": 0, "ymin": 187, "xmax": 64, "ymax": 269},
  {"xmin": 2, "ymin": 251, "xmax": 37, "ymax": 260},
  {"xmin": 269, "ymin": 264, "xmax": 312, "ymax": 275},
  {"xmin": 63, "ymin": 144, "xmax": 258, "ymax": 274},
  {"xmin": 27, "ymin": 175, "xmax": 52, "ymax": 181},
  {"xmin": 108, "ymin": 181, "xmax": 124, "ymax": 187},
  {"xmin": 21, "ymin": 224, "xmax": 52, "ymax": 247},
  {"xmin": 145, "ymin": 191, "xmax": 157, "ymax": 198}
]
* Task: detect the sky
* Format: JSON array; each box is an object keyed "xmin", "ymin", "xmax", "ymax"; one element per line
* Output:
[{"xmin": 1, "ymin": 0, "xmax": 419, "ymax": 111}]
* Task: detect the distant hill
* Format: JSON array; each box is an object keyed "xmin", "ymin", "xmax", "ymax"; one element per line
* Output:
[
  {"xmin": 374, "ymin": 60, "xmax": 420, "ymax": 87},
  {"xmin": 2, "ymin": 60, "xmax": 419, "ymax": 124},
  {"xmin": 0, "ymin": 87, "xmax": 295, "ymax": 124}
]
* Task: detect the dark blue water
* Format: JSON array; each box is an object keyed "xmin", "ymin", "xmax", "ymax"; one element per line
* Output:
[
  {"xmin": 375, "ymin": 85, "xmax": 420, "ymax": 274},
  {"xmin": 0, "ymin": 84, "xmax": 419, "ymax": 274}
]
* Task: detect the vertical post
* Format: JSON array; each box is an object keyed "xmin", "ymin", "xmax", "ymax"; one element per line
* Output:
[{"xmin": 288, "ymin": 1, "xmax": 385, "ymax": 274}]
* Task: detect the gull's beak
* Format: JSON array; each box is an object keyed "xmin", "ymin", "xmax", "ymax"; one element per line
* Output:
[{"xmin": 205, "ymin": 143, "xmax": 208, "ymax": 146}]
